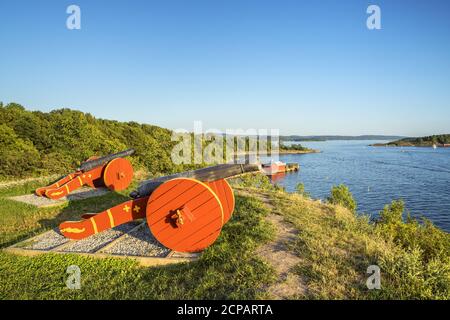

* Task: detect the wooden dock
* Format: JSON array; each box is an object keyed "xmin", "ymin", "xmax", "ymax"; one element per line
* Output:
[{"xmin": 285, "ymin": 163, "xmax": 299, "ymax": 172}]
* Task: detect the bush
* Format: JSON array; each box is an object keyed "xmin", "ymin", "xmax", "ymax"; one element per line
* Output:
[
  {"xmin": 231, "ymin": 173, "xmax": 277, "ymax": 191},
  {"xmin": 0, "ymin": 124, "xmax": 41, "ymax": 178},
  {"xmin": 295, "ymin": 183, "xmax": 310, "ymax": 198},
  {"xmin": 376, "ymin": 200, "xmax": 450, "ymax": 262},
  {"xmin": 327, "ymin": 184, "xmax": 357, "ymax": 213},
  {"xmin": 377, "ymin": 246, "xmax": 450, "ymax": 299},
  {"xmin": 281, "ymin": 143, "xmax": 310, "ymax": 151},
  {"xmin": 379, "ymin": 199, "xmax": 405, "ymax": 224},
  {"xmin": 375, "ymin": 200, "xmax": 450, "ymax": 299}
]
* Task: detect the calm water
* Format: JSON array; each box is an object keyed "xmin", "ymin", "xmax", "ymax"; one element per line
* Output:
[{"xmin": 272, "ymin": 140, "xmax": 450, "ymax": 232}]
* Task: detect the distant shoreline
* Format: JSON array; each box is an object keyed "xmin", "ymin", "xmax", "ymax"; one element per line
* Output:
[
  {"xmin": 234, "ymin": 149, "xmax": 321, "ymax": 157},
  {"xmin": 279, "ymin": 149, "xmax": 321, "ymax": 154},
  {"xmin": 281, "ymin": 135, "xmax": 406, "ymax": 142},
  {"xmin": 371, "ymin": 134, "xmax": 450, "ymax": 148},
  {"xmin": 371, "ymin": 142, "xmax": 450, "ymax": 148}
]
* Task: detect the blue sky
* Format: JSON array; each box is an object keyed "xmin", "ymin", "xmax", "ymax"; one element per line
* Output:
[{"xmin": 1, "ymin": 0, "xmax": 449, "ymax": 136}]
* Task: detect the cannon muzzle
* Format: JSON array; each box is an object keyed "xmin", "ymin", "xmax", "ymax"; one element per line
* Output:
[{"xmin": 131, "ymin": 163, "xmax": 261, "ymax": 198}]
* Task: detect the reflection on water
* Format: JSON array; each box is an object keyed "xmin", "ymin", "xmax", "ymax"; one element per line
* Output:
[
  {"xmin": 269, "ymin": 172, "xmax": 286, "ymax": 183},
  {"xmin": 271, "ymin": 140, "xmax": 450, "ymax": 232}
]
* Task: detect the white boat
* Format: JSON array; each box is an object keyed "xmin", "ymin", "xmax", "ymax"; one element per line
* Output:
[{"xmin": 433, "ymin": 144, "xmax": 437, "ymax": 149}]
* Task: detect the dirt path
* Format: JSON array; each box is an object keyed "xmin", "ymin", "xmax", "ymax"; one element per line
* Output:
[{"xmin": 236, "ymin": 190, "xmax": 307, "ymax": 299}]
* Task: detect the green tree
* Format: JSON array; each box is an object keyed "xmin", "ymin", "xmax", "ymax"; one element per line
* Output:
[
  {"xmin": 379, "ymin": 199, "xmax": 405, "ymax": 224},
  {"xmin": 327, "ymin": 184, "xmax": 357, "ymax": 213},
  {"xmin": 0, "ymin": 103, "xmax": 185, "ymax": 178},
  {"xmin": 295, "ymin": 183, "xmax": 310, "ymax": 198},
  {"xmin": 376, "ymin": 200, "xmax": 450, "ymax": 262},
  {"xmin": 0, "ymin": 124, "xmax": 41, "ymax": 178}
]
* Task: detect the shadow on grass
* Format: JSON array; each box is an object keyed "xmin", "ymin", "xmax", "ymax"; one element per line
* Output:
[
  {"xmin": 0, "ymin": 191, "xmax": 131, "ymax": 249},
  {"xmin": 38, "ymin": 191, "xmax": 131, "ymax": 230}
]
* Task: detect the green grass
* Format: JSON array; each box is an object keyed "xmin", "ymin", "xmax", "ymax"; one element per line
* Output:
[
  {"xmin": 0, "ymin": 179, "xmax": 132, "ymax": 248},
  {"xmin": 1, "ymin": 174, "xmax": 449, "ymax": 299},
  {"xmin": 229, "ymin": 174, "xmax": 450, "ymax": 300},
  {"xmin": 261, "ymin": 190, "xmax": 450, "ymax": 299},
  {"xmin": 0, "ymin": 179, "xmax": 275, "ymax": 299}
]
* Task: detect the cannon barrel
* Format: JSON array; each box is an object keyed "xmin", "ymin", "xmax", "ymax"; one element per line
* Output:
[
  {"xmin": 79, "ymin": 149, "xmax": 135, "ymax": 172},
  {"xmin": 130, "ymin": 163, "xmax": 261, "ymax": 198}
]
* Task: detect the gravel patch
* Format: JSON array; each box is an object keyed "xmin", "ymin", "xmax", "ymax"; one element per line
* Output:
[
  {"xmin": 9, "ymin": 194, "xmax": 66, "ymax": 207},
  {"xmin": 11, "ymin": 220, "xmax": 173, "ymax": 259},
  {"xmin": 57, "ymin": 221, "xmax": 141, "ymax": 253},
  {"xmin": 18, "ymin": 228, "xmax": 70, "ymax": 250},
  {"xmin": 8, "ymin": 187, "xmax": 110, "ymax": 207},
  {"xmin": 101, "ymin": 223, "xmax": 170, "ymax": 257}
]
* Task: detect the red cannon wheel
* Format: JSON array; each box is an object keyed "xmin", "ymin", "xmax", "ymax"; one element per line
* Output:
[
  {"xmin": 206, "ymin": 179, "xmax": 235, "ymax": 224},
  {"xmin": 102, "ymin": 158, "xmax": 134, "ymax": 191},
  {"xmin": 146, "ymin": 178, "xmax": 224, "ymax": 253}
]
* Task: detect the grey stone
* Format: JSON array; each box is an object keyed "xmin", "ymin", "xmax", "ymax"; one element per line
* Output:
[
  {"xmin": 18, "ymin": 228, "xmax": 69, "ymax": 250},
  {"xmin": 57, "ymin": 222, "xmax": 141, "ymax": 253},
  {"xmin": 101, "ymin": 223, "xmax": 170, "ymax": 257}
]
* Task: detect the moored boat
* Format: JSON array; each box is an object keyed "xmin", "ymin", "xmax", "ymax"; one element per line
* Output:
[{"xmin": 262, "ymin": 161, "xmax": 299, "ymax": 175}]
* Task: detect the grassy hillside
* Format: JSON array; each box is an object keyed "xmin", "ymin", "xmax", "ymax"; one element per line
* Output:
[
  {"xmin": 0, "ymin": 174, "xmax": 448, "ymax": 299},
  {"xmin": 372, "ymin": 134, "xmax": 450, "ymax": 147},
  {"xmin": 0, "ymin": 102, "xmax": 184, "ymax": 180},
  {"xmin": 232, "ymin": 175, "xmax": 450, "ymax": 299}
]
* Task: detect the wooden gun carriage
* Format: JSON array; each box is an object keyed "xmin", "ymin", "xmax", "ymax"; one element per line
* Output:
[
  {"xmin": 59, "ymin": 163, "xmax": 260, "ymax": 253},
  {"xmin": 35, "ymin": 149, "xmax": 135, "ymax": 200}
]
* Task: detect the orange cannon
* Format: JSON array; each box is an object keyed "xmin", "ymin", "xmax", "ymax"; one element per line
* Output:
[
  {"xmin": 36, "ymin": 149, "xmax": 135, "ymax": 200},
  {"xmin": 59, "ymin": 163, "xmax": 261, "ymax": 253}
]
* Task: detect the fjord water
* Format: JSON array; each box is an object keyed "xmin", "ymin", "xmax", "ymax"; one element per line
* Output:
[{"xmin": 276, "ymin": 140, "xmax": 450, "ymax": 232}]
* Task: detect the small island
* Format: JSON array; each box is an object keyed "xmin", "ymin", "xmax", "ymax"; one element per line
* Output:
[
  {"xmin": 372, "ymin": 134, "xmax": 450, "ymax": 147},
  {"xmin": 279, "ymin": 143, "xmax": 320, "ymax": 154},
  {"xmin": 235, "ymin": 143, "xmax": 320, "ymax": 157}
]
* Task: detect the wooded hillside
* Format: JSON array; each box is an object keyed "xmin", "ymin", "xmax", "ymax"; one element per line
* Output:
[
  {"xmin": 0, "ymin": 102, "xmax": 182, "ymax": 179},
  {"xmin": 372, "ymin": 134, "xmax": 450, "ymax": 147}
]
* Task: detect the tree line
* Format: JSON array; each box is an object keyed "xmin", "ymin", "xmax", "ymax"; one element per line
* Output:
[{"xmin": 0, "ymin": 102, "xmax": 185, "ymax": 179}]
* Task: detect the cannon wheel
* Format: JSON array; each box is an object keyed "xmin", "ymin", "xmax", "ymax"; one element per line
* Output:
[
  {"xmin": 102, "ymin": 158, "xmax": 134, "ymax": 191},
  {"xmin": 146, "ymin": 178, "xmax": 224, "ymax": 253},
  {"xmin": 206, "ymin": 179, "xmax": 235, "ymax": 224}
]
